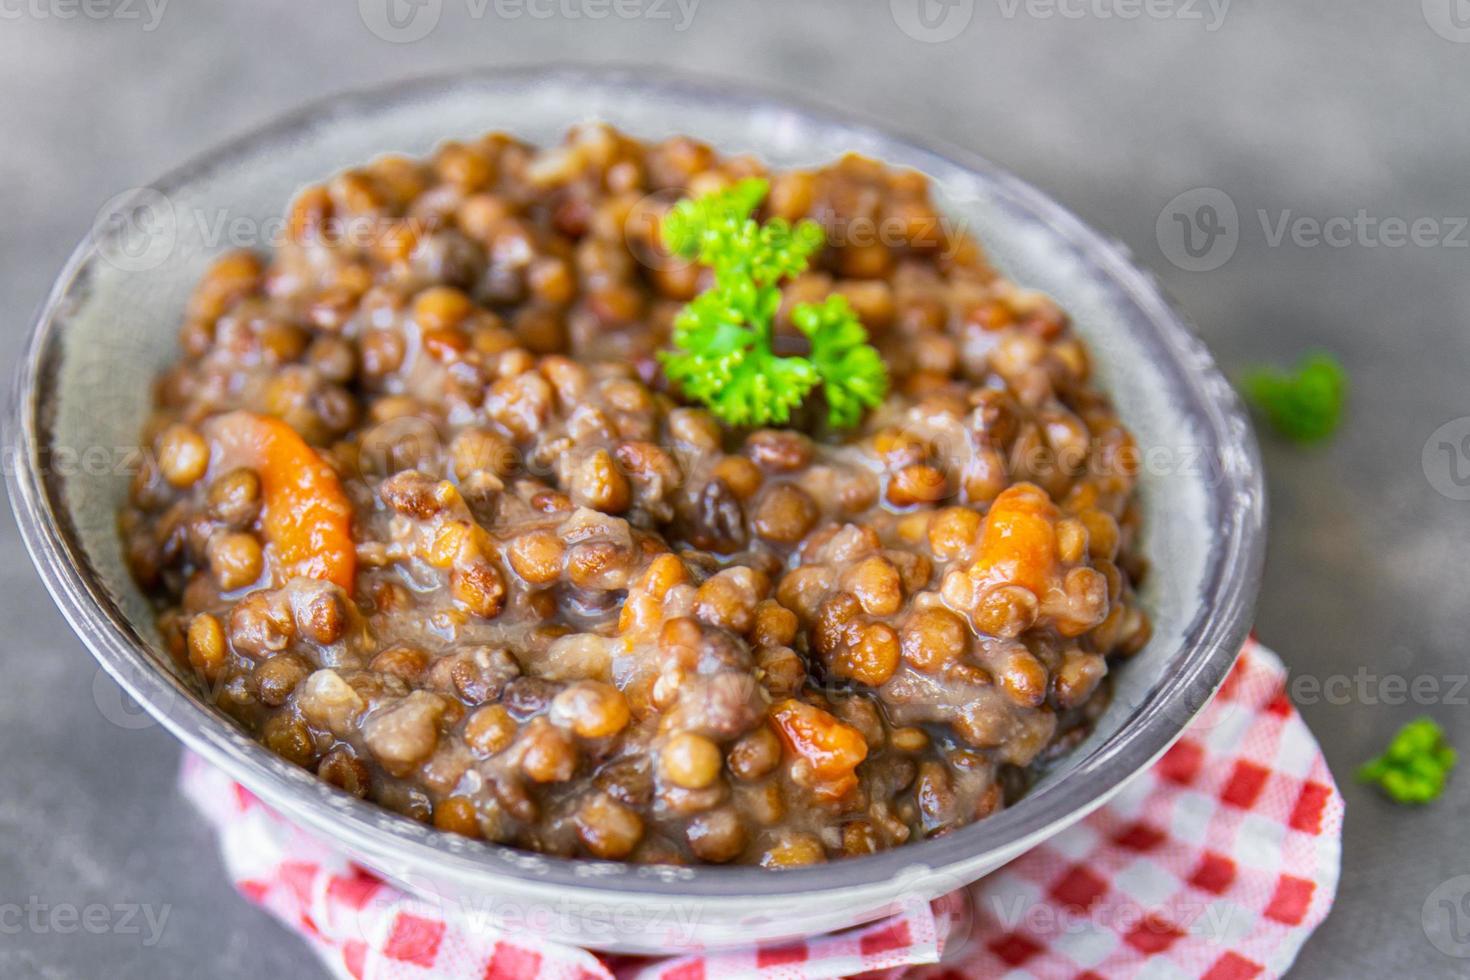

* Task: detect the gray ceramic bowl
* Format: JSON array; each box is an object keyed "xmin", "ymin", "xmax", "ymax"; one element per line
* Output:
[{"xmin": 7, "ymin": 67, "xmax": 1264, "ymax": 954}]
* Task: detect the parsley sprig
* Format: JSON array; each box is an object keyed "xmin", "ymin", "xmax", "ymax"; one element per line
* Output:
[
  {"xmin": 1241, "ymin": 352, "xmax": 1348, "ymax": 444},
  {"xmin": 659, "ymin": 178, "xmax": 888, "ymax": 428},
  {"xmin": 1358, "ymin": 717, "xmax": 1456, "ymax": 805}
]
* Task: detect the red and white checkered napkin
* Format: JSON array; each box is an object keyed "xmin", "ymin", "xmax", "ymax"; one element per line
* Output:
[{"xmin": 179, "ymin": 639, "xmax": 1342, "ymax": 980}]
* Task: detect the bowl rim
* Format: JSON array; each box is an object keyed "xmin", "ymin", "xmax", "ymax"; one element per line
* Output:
[{"xmin": 6, "ymin": 64, "xmax": 1265, "ymax": 901}]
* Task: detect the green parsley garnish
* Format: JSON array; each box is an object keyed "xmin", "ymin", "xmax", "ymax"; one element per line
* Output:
[
  {"xmin": 659, "ymin": 178, "xmax": 888, "ymax": 429},
  {"xmin": 1240, "ymin": 352, "xmax": 1348, "ymax": 443},
  {"xmin": 1358, "ymin": 717, "xmax": 1456, "ymax": 804}
]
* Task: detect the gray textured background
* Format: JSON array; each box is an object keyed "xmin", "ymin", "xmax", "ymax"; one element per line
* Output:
[{"xmin": 4, "ymin": 2, "xmax": 1469, "ymax": 977}]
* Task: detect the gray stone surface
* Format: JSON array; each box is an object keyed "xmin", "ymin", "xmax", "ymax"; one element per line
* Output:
[{"xmin": 2, "ymin": 2, "xmax": 1468, "ymax": 976}]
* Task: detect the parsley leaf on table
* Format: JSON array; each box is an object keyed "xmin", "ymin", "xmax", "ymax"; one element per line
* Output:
[
  {"xmin": 1358, "ymin": 717, "xmax": 1456, "ymax": 805},
  {"xmin": 1241, "ymin": 351, "xmax": 1348, "ymax": 443}
]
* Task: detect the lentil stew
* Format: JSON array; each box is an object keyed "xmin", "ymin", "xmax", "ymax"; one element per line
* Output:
[{"xmin": 120, "ymin": 124, "xmax": 1151, "ymax": 867}]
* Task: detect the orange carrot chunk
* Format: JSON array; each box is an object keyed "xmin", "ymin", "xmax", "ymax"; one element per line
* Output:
[
  {"xmin": 971, "ymin": 482, "xmax": 1057, "ymax": 596},
  {"xmin": 205, "ymin": 412, "xmax": 356, "ymax": 592},
  {"xmin": 770, "ymin": 699, "xmax": 869, "ymax": 801}
]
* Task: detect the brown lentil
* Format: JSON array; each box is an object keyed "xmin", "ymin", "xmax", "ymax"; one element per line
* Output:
[
  {"xmin": 752, "ymin": 484, "xmax": 818, "ymax": 544},
  {"xmin": 185, "ymin": 613, "xmax": 226, "ymax": 684},
  {"xmin": 156, "ymin": 424, "xmax": 210, "ymax": 488},
  {"xmin": 552, "ymin": 681, "xmax": 631, "ymax": 739},
  {"xmin": 208, "ymin": 533, "xmax": 264, "ymax": 591},
  {"xmin": 433, "ymin": 796, "xmax": 482, "ymax": 838},
  {"xmin": 661, "ymin": 732, "xmax": 722, "ymax": 790},
  {"xmin": 464, "ymin": 704, "xmax": 517, "ymax": 756},
  {"xmin": 576, "ymin": 793, "xmax": 644, "ymax": 859}
]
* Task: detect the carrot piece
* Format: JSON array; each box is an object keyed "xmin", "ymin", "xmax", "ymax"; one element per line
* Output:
[
  {"xmin": 205, "ymin": 412, "xmax": 356, "ymax": 592},
  {"xmin": 770, "ymin": 700, "xmax": 869, "ymax": 801},
  {"xmin": 971, "ymin": 483, "xmax": 1057, "ymax": 596}
]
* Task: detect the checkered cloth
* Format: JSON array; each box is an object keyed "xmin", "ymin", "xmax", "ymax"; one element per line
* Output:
[{"xmin": 179, "ymin": 639, "xmax": 1342, "ymax": 979}]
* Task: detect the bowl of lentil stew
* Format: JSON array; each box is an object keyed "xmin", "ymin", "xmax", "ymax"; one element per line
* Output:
[{"xmin": 9, "ymin": 68, "xmax": 1264, "ymax": 952}]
